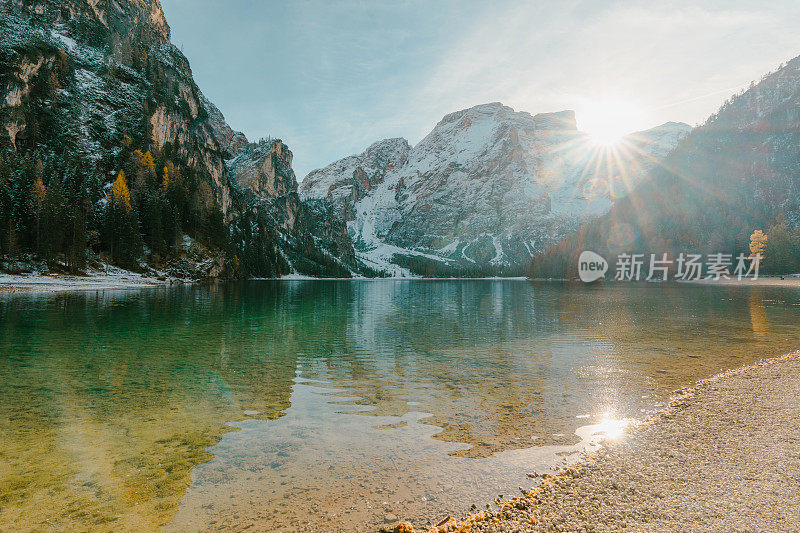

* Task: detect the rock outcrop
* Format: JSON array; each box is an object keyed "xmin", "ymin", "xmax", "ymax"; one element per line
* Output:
[
  {"xmin": 301, "ymin": 102, "xmax": 690, "ymax": 276},
  {"xmin": 0, "ymin": 0, "xmax": 356, "ymax": 277}
]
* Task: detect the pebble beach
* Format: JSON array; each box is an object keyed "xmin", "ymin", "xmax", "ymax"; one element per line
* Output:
[{"xmin": 404, "ymin": 351, "xmax": 800, "ymax": 532}]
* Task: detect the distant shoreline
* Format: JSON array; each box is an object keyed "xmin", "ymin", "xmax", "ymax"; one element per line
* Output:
[
  {"xmin": 0, "ymin": 270, "xmax": 172, "ymax": 295},
  {"xmin": 0, "ymin": 274, "xmax": 533, "ymax": 296},
  {"xmin": 685, "ymin": 275, "xmax": 800, "ymax": 288},
  {"xmin": 529, "ymin": 276, "xmax": 800, "ymax": 288},
  {"xmin": 402, "ymin": 350, "xmax": 800, "ymax": 532},
  {"xmin": 4, "ymin": 273, "xmax": 797, "ymax": 297}
]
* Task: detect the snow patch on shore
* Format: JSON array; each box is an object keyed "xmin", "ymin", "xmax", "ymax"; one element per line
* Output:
[{"xmin": 0, "ymin": 265, "xmax": 173, "ymax": 295}]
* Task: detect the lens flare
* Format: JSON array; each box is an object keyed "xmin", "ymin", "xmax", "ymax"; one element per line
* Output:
[
  {"xmin": 578, "ymin": 99, "xmax": 646, "ymax": 146},
  {"xmin": 582, "ymin": 177, "xmax": 609, "ymax": 200}
]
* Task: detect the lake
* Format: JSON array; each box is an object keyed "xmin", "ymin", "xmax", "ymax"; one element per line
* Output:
[{"xmin": 2, "ymin": 280, "xmax": 799, "ymax": 531}]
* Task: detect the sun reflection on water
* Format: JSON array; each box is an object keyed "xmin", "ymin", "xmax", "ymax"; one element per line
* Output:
[
  {"xmin": 577, "ymin": 412, "xmax": 636, "ymax": 443},
  {"xmin": 595, "ymin": 413, "xmax": 632, "ymax": 440}
]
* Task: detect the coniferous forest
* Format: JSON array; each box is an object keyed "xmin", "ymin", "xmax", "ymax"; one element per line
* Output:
[
  {"xmin": 0, "ymin": 146, "xmax": 229, "ymax": 273},
  {"xmin": 531, "ymin": 58, "xmax": 800, "ymax": 279}
]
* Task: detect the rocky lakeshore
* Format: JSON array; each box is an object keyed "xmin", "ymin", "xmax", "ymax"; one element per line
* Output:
[
  {"xmin": 400, "ymin": 350, "xmax": 800, "ymax": 532},
  {"xmin": 0, "ymin": 268, "xmax": 171, "ymax": 295}
]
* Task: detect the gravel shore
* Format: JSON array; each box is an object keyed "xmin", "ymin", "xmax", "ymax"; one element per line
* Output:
[
  {"xmin": 407, "ymin": 351, "xmax": 800, "ymax": 532},
  {"xmin": 0, "ymin": 268, "xmax": 171, "ymax": 295}
]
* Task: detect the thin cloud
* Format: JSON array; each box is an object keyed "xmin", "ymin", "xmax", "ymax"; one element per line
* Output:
[{"xmin": 161, "ymin": 0, "xmax": 800, "ymax": 179}]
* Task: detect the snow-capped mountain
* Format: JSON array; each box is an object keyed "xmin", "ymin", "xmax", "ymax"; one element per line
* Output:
[{"xmin": 300, "ymin": 102, "xmax": 690, "ymax": 276}]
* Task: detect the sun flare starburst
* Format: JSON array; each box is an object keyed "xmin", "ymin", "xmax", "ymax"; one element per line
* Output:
[{"xmin": 578, "ymin": 99, "xmax": 646, "ymax": 146}]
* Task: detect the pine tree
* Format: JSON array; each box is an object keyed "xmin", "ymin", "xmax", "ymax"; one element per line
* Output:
[
  {"xmin": 10, "ymin": 154, "xmax": 36, "ymax": 251},
  {"xmin": 43, "ymin": 175, "xmax": 64, "ymax": 266},
  {"xmin": 59, "ymin": 166, "xmax": 89, "ymax": 272},
  {"xmin": 0, "ymin": 152, "xmax": 11, "ymax": 261},
  {"xmin": 105, "ymin": 171, "xmax": 140, "ymax": 266},
  {"xmin": 764, "ymin": 218, "xmax": 800, "ymax": 274}
]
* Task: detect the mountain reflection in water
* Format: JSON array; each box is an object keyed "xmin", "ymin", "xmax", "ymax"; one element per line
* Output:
[{"xmin": 2, "ymin": 280, "xmax": 799, "ymax": 531}]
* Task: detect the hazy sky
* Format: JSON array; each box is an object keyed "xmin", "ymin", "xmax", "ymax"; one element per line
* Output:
[{"xmin": 161, "ymin": 0, "xmax": 800, "ymax": 180}]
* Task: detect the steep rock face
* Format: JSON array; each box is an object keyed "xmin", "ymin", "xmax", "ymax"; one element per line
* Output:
[
  {"xmin": 228, "ymin": 139, "xmax": 296, "ymax": 200},
  {"xmin": 0, "ymin": 0, "xmax": 244, "ymax": 213},
  {"xmin": 226, "ymin": 137, "xmax": 360, "ymax": 276},
  {"xmin": 0, "ymin": 0, "xmax": 356, "ymax": 277},
  {"xmin": 301, "ymin": 102, "xmax": 690, "ymax": 276},
  {"xmin": 301, "ymin": 137, "xmax": 410, "ymax": 221}
]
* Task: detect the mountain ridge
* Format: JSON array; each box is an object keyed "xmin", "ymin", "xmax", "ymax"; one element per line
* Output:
[
  {"xmin": 532, "ymin": 55, "xmax": 800, "ymax": 278},
  {"xmin": 301, "ymin": 102, "xmax": 690, "ymax": 276}
]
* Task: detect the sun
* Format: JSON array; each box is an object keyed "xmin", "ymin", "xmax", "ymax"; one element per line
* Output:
[{"xmin": 577, "ymin": 99, "xmax": 646, "ymax": 146}]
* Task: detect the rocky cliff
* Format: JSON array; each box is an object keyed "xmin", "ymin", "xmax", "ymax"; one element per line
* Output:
[
  {"xmin": 0, "ymin": 0, "xmax": 238, "ymax": 206},
  {"xmin": 301, "ymin": 102, "xmax": 690, "ymax": 276},
  {"xmin": 0, "ymin": 0, "xmax": 356, "ymax": 277}
]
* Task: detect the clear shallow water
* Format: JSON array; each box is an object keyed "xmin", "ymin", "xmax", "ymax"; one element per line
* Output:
[{"xmin": 2, "ymin": 280, "xmax": 800, "ymax": 531}]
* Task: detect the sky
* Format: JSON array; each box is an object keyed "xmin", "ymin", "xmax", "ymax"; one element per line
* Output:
[{"xmin": 160, "ymin": 0, "xmax": 800, "ymax": 180}]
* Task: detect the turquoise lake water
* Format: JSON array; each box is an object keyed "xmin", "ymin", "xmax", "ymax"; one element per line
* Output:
[{"xmin": 2, "ymin": 280, "xmax": 799, "ymax": 531}]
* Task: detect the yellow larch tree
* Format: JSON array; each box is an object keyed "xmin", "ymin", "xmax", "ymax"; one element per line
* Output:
[
  {"xmin": 161, "ymin": 165, "xmax": 170, "ymax": 190},
  {"xmin": 749, "ymin": 229, "xmax": 767, "ymax": 260},
  {"xmin": 131, "ymin": 149, "xmax": 155, "ymax": 172},
  {"xmin": 32, "ymin": 176, "xmax": 46, "ymax": 208},
  {"xmin": 111, "ymin": 171, "xmax": 132, "ymax": 213},
  {"xmin": 31, "ymin": 176, "xmax": 47, "ymax": 253}
]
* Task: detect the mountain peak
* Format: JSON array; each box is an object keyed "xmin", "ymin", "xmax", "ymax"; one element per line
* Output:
[
  {"xmin": 436, "ymin": 102, "xmax": 510, "ymax": 126},
  {"xmin": 301, "ymin": 102, "xmax": 688, "ymax": 276},
  {"xmin": 364, "ymin": 137, "xmax": 411, "ymax": 154},
  {"xmin": 299, "ymin": 136, "xmax": 411, "ymax": 203},
  {"xmin": 533, "ymin": 110, "xmax": 577, "ymax": 131},
  {"xmin": 435, "ymin": 103, "xmax": 579, "ymax": 133}
]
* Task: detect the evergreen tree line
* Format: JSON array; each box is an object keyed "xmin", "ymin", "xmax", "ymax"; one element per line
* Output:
[
  {"xmin": 0, "ymin": 151, "xmax": 94, "ymax": 271},
  {"xmin": 392, "ymin": 252, "xmax": 527, "ymax": 278},
  {"xmin": 531, "ymin": 101, "xmax": 800, "ymax": 279},
  {"xmin": 0, "ymin": 145, "xmax": 227, "ymax": 272},
  {"xmin": 761, "ymin": 216, "xmax": 800, "ymax": 274}
]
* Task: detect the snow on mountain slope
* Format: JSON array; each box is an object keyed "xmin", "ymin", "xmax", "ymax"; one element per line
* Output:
[
  {"xmin": 1, "ymin": 0, "xmax": 359, "ymax": 278},
  {"xmin": 302, "ymin": 137, "xmax": 410, "ymax": 208},
  {"xmin": 300, "ymin": 102, "xmax": 690, "ymax": 276}
]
